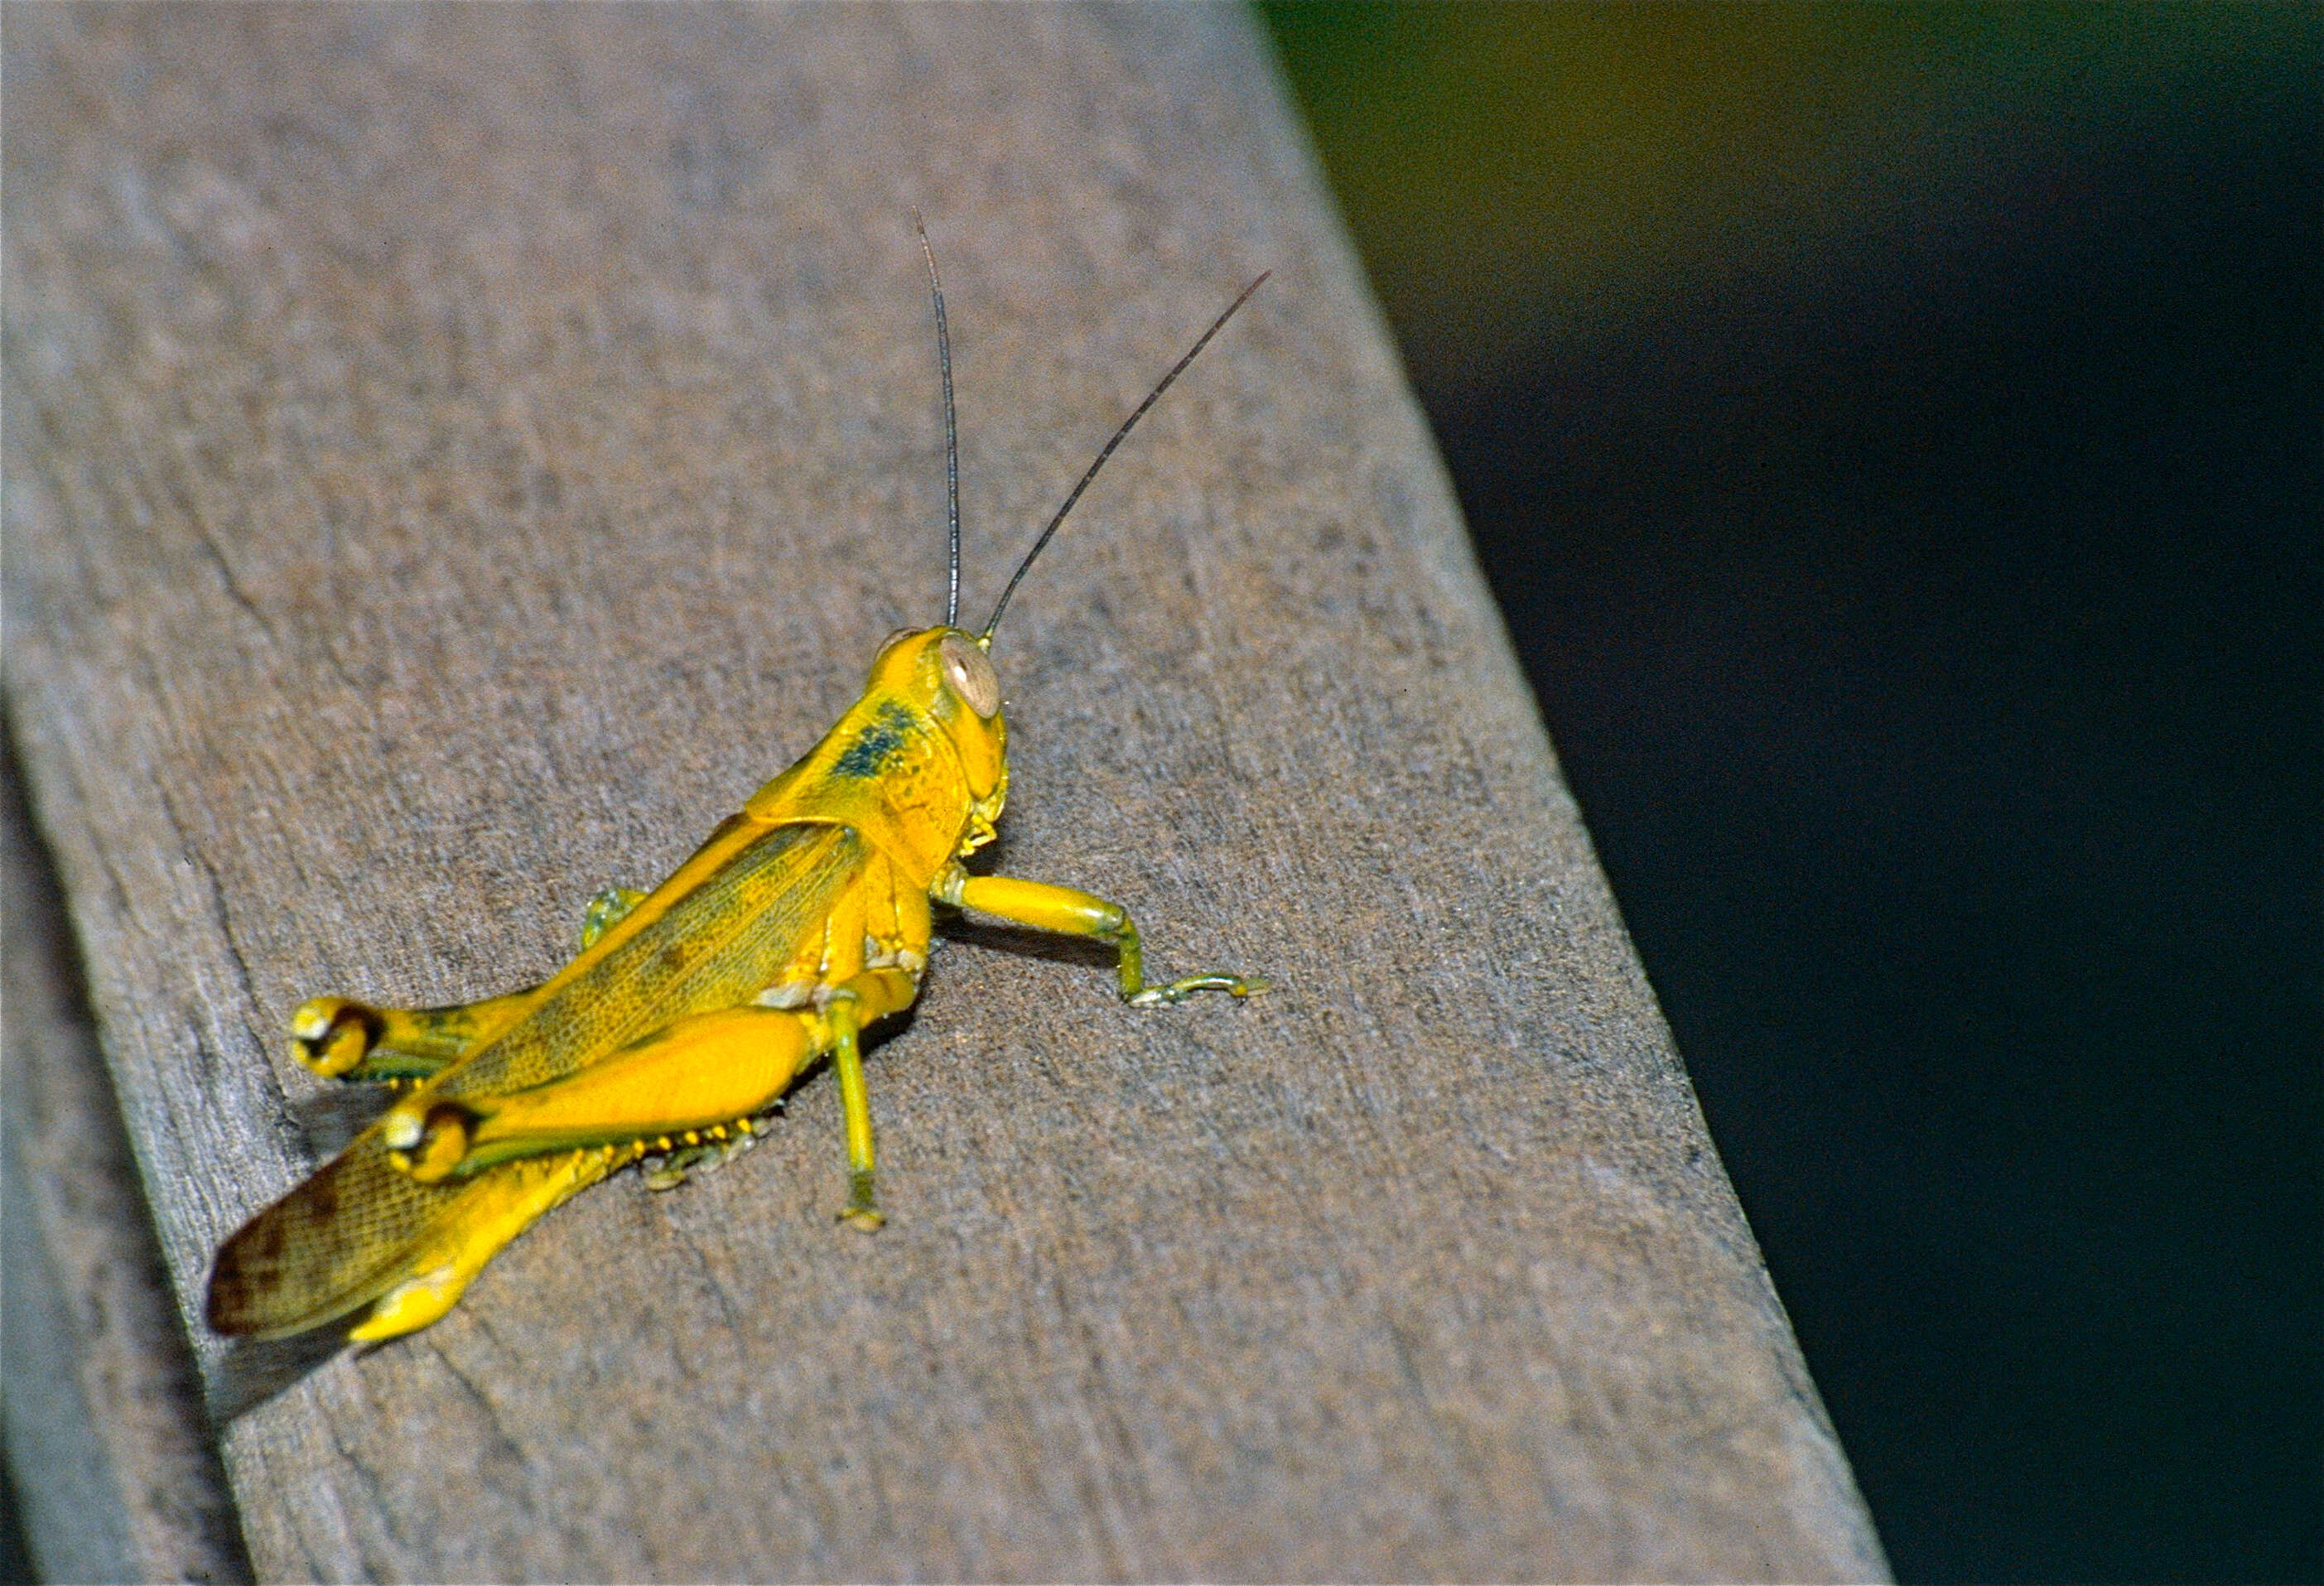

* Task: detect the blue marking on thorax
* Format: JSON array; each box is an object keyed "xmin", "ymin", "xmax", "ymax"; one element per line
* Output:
[{"xmin": 832, "ymin": 700, "xmax": 920, "ymax": 779}]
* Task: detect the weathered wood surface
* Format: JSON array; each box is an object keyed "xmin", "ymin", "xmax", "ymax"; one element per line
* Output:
[
  {"xmin": 2, "ymin": 750, "xmax": 252, "ymax": 1584},
  {"xmin": 2, "ymin": 5, "xmax": 1886, "ymax": 1580}
]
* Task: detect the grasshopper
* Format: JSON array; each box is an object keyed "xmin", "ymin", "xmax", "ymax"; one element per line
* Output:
[{"xmin": 206, "ymin": 232, "xmax": 1268, "ymax": 1343}]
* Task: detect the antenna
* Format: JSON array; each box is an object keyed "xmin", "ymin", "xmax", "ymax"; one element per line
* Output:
[
  {"xmin": 980, "ymin": 270, "xmax": 1270, "ymax": 644},
  {"xmin": 914, "ymin": 212, "xmax": 962, "ymax": 629}
]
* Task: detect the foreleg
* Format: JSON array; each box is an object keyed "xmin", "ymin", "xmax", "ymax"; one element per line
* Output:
[{"xmin": 940, "ymin": 872, "xmax": 1265, "ymax": 1005}]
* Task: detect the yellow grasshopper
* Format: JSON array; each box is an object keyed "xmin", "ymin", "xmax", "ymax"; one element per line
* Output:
[{"xmin": 206, "ymin": 235, "xmax": 1269, "ymax": 1343}]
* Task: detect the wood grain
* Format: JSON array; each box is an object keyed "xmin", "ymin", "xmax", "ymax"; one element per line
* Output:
[
  {"xmin": 2, "ymin": 6, "xmax": 1887, "ymax": 1579},
  {"xmin": 2, "ymin": 745, "xmax": 251, "ymax": 1585}
]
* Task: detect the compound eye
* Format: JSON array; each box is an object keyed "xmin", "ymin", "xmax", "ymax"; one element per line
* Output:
[{"xmin": 938, "ymin": 634, "xmax": 1001, "ymax": 717}]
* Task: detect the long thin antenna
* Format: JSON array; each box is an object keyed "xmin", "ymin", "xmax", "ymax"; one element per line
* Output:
[
  {"xmin": 981, "ymin": 269, "xmax": 1270, "ymax": 644},
  {"xmin": 914, "ymin": 211, "xmax": 962, "ymax": 628}
]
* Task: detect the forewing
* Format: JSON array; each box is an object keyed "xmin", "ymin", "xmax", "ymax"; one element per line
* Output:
[
  {"xmin": 208, "ymin": 1126, "xmax": 521, "ymax": 1337},
  {"xmin": 443, "ymin": 821, "xmax": 867, "ymax": 1098}
]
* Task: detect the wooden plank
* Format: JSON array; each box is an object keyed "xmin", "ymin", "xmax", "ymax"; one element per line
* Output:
[
  {"xmin": 1, "ymin": 749, "xmax": 251, "ymax": 1585},
  {"xmin": 2, "ymin": 5, "xmax": 1888, "ymax": 1579}
]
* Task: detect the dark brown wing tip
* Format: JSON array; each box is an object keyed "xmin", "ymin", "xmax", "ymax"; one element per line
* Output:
[
  {"xmin": 205, "ymin": 1280, "xmax": 248, "ymax": 1335},
  {"xmin": 205, "ymin": 1229, "xmax": 265, "ymax": 1335}
]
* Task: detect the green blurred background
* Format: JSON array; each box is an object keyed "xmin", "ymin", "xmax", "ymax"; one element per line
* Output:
[{"xmin": 1257, "ymin": 5, "xmax": 2318, "ymax": 1581}]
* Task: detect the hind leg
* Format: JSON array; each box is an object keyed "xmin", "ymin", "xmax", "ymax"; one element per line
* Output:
[
  {"xmin": 289, "ymin": 886, "xmax": 649, "ymax": 1082},
  {"xmin": 347, "ymin": 1146, "xmax": 629, "ymax": 1343},
  {"xmin": 383, "ymin": 1006, "xmax": 822, "ymax": 1181},
  {"xmin": 288, "ymin": 991, "xmax": 544, "ymax": 1082}
]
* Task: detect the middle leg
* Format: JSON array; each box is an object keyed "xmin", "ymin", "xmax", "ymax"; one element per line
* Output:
[{"xmin": 823, "ymin": 967, "xmax": 923, "ymax": 1232}]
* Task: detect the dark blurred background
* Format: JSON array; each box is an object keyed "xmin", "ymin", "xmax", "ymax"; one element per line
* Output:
[{"xmin": 1256, "ymin": 5, "xmax": 2318, "ymax": 1581}]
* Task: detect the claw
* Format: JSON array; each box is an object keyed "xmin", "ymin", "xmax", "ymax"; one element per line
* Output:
[
  {"xmin": 1127, "ymin": 973, "xmax": 1268, "ymax": 1007},
  {"xmin": 837, "ymin": 1169, "xmax": 885, "ymax": 1232}
]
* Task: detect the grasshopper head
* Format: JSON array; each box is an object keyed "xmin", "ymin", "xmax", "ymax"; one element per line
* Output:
[{"xmin": 866, "ymin": 626, "xmax": 1009, "ymax": 827}]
